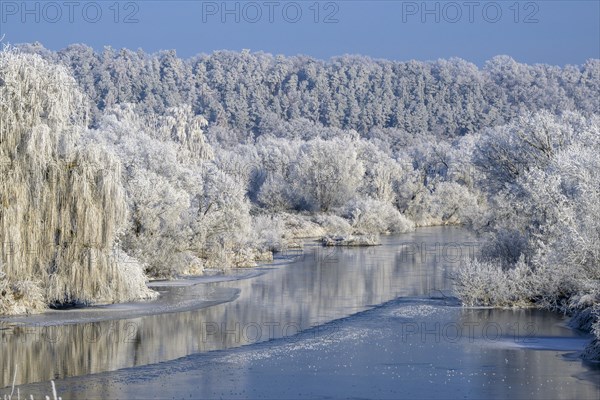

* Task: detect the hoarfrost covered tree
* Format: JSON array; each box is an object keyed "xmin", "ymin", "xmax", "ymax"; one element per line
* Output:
[
  {"xmin": 197, "ymin": 164, "xmax": 254, "ymax": 267},
  {"xmin": 356, "ymin": 141, "xmax": 403, "ymax": 205},
  {"xmin": 291, "ymin": 137, "xmax": 365, "ymax": 212},
  {"xmin": 255, "ymin": 137, "xmax": 302, "ymax": 211},
  {"xmin": 386, "ymin": 133, "xmax": 482, "ymax": 226},
  {"xmin": 211, "ymin": 144, "xmax": 262, "ymax": 200},
  {"xmin": 0, "ymin": 49, "xmax": 154, "ymax": 313},
  {"xmin": 88, "ymin": 104, "xmax": 203, "ymax": 276},
  {"xmin": 472, "ymin": 111, "xmax": 576, "ymax": 195},
  {"xmin": 150, "ymin": 104, "xmax": 213, "ymax": 162},
  {"xmin": 467, "ymin": 112, "xmax": 590, "ymax": 263},
  {"xmin": 88, "ymin": 103, "xmax": 252, "ymax": 277}
]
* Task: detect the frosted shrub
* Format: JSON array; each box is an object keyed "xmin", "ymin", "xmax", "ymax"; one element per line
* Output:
[
  {"xmin": 278, "ymin": 213, "xmax": 326, "ymax": 239},
  {"xmin": 111, "ymin": 250, "xmax": 158, "ymax": 301},
  {"xmin": 198, "ymin": 164, "xmax": 252, "ymax": 247},
  {"xmin": 525, "ymin": 260, "xmax": 588, "ymax": 314},
  {"xmin": 310, "ymin": 214, "xmax": 353, "ymax": 237},
  {"xmin": 402, "ymin": 180, "xmax": 481, "ymax": 227},
  {"xmin": 123, "ymin": 169, "xmax": 192, "ymax": 277},
  {"xmin": 479, "ymin": 229, "xmax": 531, "ymax": 268},
  {"xmin": 342, "ymin": 198, "xmax": 415, "ymax": 235},
  {"xmin": 356, "ymin": 141, "xmax": 404, "ymax": 205},
  {"xmin": 252, "ymin": 215, "xmax": 287, "ymax": 252},
  {"xmin": 580, "ymin": 304, "xmax": 600, "ymax": 360},
  {"xmin": 402, "ymin": 189, "xmax": 437, "ymax": 227},
  {"xmin": 454, "ymin": 257, "xmax": 535, "ymax": 308},
  {"xmin": 588, "ymin": 311, "xmax": 600, "ymax": 358},
  {"xmin": 0, "ymin": 270, "xmax": 45, "ymax": 315},
  {"xmin": 454, "ymin": 260, "xmax": 506, "ymax": 307}
]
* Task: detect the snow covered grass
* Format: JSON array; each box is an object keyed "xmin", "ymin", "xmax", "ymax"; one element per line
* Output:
[{"xmin": 2, "ymin": 368, "xmax": 60, "ymax": 400}]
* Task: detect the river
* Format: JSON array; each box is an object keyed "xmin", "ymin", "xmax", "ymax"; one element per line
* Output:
[{"xmin": 1, "ymin": 227, "xmax": 599, "ymax": 399}]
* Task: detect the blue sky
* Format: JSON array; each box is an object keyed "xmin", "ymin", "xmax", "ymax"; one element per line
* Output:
[{"xmin": 1, "ymin": 1, "xmax": 599, "ymax": 65}]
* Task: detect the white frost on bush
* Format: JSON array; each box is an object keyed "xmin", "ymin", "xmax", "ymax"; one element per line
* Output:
[
  {"xmin": 310, "ymin": 214, "xmax": 353, "ymax": 236},
  {"xmin": 342, "ymin": 198, "xmax": 415, "ymax": 235},
  {"xmin": 252, "ymin": 215, "xmax": 287, "ymax": 252},
  {"xmin": 454, "ymin": 257, "xmax": 535, "ymax": 308}
]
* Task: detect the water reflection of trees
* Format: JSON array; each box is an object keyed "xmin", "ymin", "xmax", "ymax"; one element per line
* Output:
[{"xmin": 1, "ymin": 227, "xmax": 472, "ymax": 387}]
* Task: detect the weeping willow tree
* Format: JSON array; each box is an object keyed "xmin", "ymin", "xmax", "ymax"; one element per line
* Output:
[{"xmin": 0, "ymin": 48, "xmax": 154, "ymax": 314}]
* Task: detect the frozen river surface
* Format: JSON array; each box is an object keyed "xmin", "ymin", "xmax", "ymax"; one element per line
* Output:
[{"xmin": 1, "ymin": 227, "xmax": 599, "ymax": 399}]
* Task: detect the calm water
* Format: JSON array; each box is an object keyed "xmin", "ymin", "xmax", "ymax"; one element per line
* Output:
[{"xmin": 1, "ymin": 227, "xmax": 599, "ymax": 399}]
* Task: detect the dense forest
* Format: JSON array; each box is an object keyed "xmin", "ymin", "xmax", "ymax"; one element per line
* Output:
[
  {"xmin": 17, "ymin": 42, "xmax": 599, "ymax": 136},
  {"xmin": 0, "ymin": 44, "xmax": 598, "ymax": 359}
]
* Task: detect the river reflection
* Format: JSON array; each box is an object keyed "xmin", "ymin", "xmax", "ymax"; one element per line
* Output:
[{"xmin": 1, "ymin": 227, "xmax": 476, "ymax": 387}]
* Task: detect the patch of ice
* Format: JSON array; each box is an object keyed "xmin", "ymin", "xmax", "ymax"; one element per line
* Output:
[
  {"xmin": 219, "ymin": 326, "xmax": 382, "ymax": 364},
  {"xmin": 387, "ymin": 305, "xmax": 442, "ymax": 319}
]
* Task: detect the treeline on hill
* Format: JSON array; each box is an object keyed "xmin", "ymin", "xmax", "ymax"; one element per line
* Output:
[
  {"xmin": 18, "ymin": 42, "xmax": 599, "ymax": 137},
  {"xmin": 0, "ymin": 44, "xmax": 598, "ymax": 360}
]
